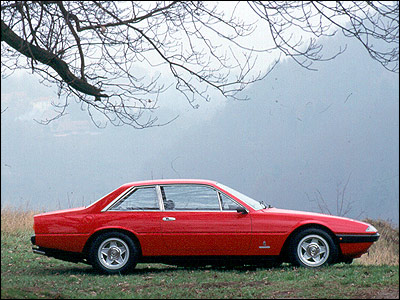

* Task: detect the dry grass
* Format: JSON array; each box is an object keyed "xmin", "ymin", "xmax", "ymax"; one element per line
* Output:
[
  {"xmin": 356, "ymin": 218, "xmax": 399, "ymax": 266},
  {"xmin": 1, "ymin": 208, "xmax": 398, "ymax": 266},
  {"xmin": 1, "ymin": 206, "xmax": 38, "ymax": 235}
]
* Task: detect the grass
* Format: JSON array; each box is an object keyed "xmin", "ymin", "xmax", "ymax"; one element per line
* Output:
[{"xmin": 1, "ymin": 208, "xmax": 399, "ymax": 299}]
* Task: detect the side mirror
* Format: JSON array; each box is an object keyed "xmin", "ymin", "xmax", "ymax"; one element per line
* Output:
[{"xmin": 236, "ymin": 207, "xmax": 248, "ymax": 214}]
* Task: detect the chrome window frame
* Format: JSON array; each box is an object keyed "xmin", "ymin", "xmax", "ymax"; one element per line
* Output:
[
  {"xmin": 102, "ymin": 183, "xmax": 249, "ymax": 213},
  {"xmin": 102, "ymin": 185, "xmax": 161, "ymax": 212},
  {"xmin": 159, "ymin": 183, "xmax": 248, "ymax": 213},
  {"xmin": 159, "ymin": 184, "xmax": 221, "ymax": 212},
  {"xmin": 217, "ymin": 190, "xmax": 248, "ymax": 213},
  {"xmin": 216, "ymin": 182, "xmax": 263, "ymax": 210}
]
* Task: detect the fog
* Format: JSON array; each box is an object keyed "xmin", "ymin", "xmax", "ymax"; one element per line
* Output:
[{"xmin": 1, "ymin": 33, "xmax": 398, "ymax": 224}]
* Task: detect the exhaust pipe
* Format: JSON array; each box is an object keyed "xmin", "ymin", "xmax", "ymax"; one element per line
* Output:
[{"xmin": 32, "ymin": 248, "xmax": 46, "ymax": 255}]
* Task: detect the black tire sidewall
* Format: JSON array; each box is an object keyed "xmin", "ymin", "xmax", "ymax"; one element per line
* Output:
[
  {"xmin": 89, "ymin": 232, "xmax": 138, "ymax": 274},
  {"xmin": 288, "ymin": 228, "xmax": 338, "ymax": 268}
]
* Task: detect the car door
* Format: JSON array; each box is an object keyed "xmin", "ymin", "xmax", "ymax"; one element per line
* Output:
[{"xmin": 159, "ymin": 184, "xmax": 252, "ymax": 256}]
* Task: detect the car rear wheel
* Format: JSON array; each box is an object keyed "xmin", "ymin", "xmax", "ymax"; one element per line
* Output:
[
  {"xmin": 288, "ymin": 228, "xmax": 338, "ymax": 268},
  {"xmin": 89, "ymin": 232, "xmax": 138, "ymax": 274}
]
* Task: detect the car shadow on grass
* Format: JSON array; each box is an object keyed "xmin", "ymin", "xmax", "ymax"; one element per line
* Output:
[{"xmin": 32, "ymin": 262, "xmax": 285, "ymax": 276}]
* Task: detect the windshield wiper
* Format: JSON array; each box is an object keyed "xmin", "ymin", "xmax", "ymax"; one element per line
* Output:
[{"xmin": 259, "ymin": 201, "xmax": 272, "ymax": 209}]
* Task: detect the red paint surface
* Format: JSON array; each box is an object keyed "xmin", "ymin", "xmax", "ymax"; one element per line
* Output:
[{"xmin": 33, "ymin": 179, "xmax": 378, "ymax": 258}]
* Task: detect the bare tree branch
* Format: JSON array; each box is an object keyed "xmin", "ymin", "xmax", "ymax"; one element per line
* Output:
[
  {"xmin": 1, "ymin": 1, "xmax": 398, "ymax": 128},
  {"xmin": 1, "ymin": 19, "xmax": 107, "ymax": 98},
  {"xmin": 308, "ymin": 172, "xmax": 365, "ymax": 219}
]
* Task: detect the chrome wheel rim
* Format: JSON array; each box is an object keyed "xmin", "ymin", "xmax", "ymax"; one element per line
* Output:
[
  {"xmin": 98, "ymin": 238, "xmax": 130, "ymax": 270},
  {"xmin": 297, "ymin": 234, "xmax": 329, "ymax": 267}
]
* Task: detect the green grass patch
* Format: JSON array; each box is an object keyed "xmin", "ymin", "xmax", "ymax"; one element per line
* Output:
[{"xmin": 1, "ymin": 230, "xmax": 399, "ymax": 299}]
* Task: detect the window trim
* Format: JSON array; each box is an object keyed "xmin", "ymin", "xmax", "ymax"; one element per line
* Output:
[
  {"xmin": 102, "ymin": 183, "xmax": 249, "ymax": 213},
  {"xmin": 159, "ymin": 184, "xmax": 221, "ymax": 212},
  {"xmin": 217, "ymin": 191, "xmax": 248, "ymax": 213},
  {"xmin": 102, "ymin": 185, "xmax": 160, "ymax": 212},
  {"xmin": 159, "ymin": 183, "xmax": 248, "ymax": 213}
]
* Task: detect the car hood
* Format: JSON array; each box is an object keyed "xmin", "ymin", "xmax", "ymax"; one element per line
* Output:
[
  {"xmin": 259, "ymin": 207, "xmax": 372, "ymax": 234},
  {"xmin": 261, "ymin": 207, "xmax": 356, "ymax": 220}
]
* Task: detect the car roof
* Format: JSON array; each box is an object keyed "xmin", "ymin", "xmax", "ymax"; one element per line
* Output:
[{"xmin": 121, "ymin": 179, "xmax": 218, "ymax": 188}]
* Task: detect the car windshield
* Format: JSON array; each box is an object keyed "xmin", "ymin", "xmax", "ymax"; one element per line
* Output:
[{"xmin": 216, "ymin": 183, "xmax": 266, "ymax": 210}]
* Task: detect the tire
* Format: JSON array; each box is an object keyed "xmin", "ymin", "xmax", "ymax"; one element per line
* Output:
[
  {"xmin": 288, "ymin": 228, "xmax": 338, "ymax": 268},
  {"xmin": 89, "ymin": 232, "xmax": 138, "ymax": 274},
  {"xmin": 343, "ymin": 258, "xmax": 354, "ymax": 264}
]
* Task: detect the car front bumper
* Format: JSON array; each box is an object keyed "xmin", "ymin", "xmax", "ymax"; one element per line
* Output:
[
  {"xmin": 336, "ymin": 233, "xmax": 380, "ymax": 258},
  {"xmin": 336, "ymin": 233, "xmax": 380, "ymax": 243}
]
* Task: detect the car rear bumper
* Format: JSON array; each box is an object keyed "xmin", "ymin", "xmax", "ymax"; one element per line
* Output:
[{"xmin": 31, "ymin": 235, "xmax": 88, "ymax": 264}]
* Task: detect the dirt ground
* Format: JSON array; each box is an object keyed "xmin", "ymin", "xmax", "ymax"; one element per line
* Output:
[{"xmin": 354, "ymin": 286, "xmax": 399, "ymax": 299}]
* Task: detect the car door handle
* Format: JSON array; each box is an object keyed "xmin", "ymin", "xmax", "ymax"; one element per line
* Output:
[{"xmin": 162, "ymin": 217, "xmax": 176, "ymax": 221}]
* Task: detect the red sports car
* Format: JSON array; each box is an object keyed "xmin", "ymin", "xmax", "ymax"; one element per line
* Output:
[{"xmin": 31, "ymin": 179, "xmax": 379, "ymax": 274}]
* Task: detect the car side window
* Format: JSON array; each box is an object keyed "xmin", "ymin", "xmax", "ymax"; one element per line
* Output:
[
  {"xmin": 219, "ymin": 192, "xmax": 244, "ymax": 211},
  {"xmin": 161, "ymin": 185, "xmax": 220, "ymax": 211},
  {"xmin": 109, "ymin": 187, "xmax": 159, "ymax": 211}
]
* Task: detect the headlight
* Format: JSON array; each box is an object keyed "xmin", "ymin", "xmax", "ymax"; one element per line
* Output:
[{"xmin": 365, "ymin": 225, "xmax": 378, "ymax": 232}]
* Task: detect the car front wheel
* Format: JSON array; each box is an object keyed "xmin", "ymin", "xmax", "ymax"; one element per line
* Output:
[
  {"xmin": 89, "ymin": 232, "xmax": 138, "ymax": 274},
  {"xmin": 288, "ymin": 228, "xmax": 338, "ymax": 268}
]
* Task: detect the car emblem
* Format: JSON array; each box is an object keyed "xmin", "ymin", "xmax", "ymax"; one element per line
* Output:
[{"xmin": 259, "ymin": 241, "xmax": 270, "ymax": 249}]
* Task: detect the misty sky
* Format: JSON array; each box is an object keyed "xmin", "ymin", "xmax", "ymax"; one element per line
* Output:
[{"xmin": 1, "ymin": 32, "xmax": 399, "ymax": 224}]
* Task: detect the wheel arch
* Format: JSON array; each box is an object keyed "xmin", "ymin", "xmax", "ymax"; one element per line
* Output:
[
  {"xmin": 279, "ymin": 223, "xmax": 341, "ymax": 261},
  {"xmin": 82, "ymin": 228, "xmax": 142, "ymax": 258}
]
